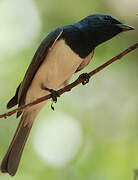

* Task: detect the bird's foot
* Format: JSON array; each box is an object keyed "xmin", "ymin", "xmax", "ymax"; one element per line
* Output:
[
  {"xmin": 41, "ymin": 85, "xmax": 60, "ymax": 103},
  {"xmin": 79, "ymin": 73, "xmax": 91, "ymax": 85}
]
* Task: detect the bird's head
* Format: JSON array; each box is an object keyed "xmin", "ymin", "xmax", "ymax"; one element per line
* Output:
[{"xmin": 79, "ymin": 14, "xmax": 134, "ymax": 48}]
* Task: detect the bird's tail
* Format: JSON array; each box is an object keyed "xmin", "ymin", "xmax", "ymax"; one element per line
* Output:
[{"xmin": 1, "ymin": 110, "xmax": 37, "ymax": 176}]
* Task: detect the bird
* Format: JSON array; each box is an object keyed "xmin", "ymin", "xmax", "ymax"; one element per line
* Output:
[{"xmin": 0, "ymin": 14, "xmax": 134, "ymax": 176}]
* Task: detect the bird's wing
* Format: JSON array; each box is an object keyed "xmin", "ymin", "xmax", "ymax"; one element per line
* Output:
[
  {"xmin": 7, "ymin": 84, "xmax": 21, "ymax": 109},
  {"xmin": 7, "ymin": 28, "xmax": 63, "ymax": 117}
]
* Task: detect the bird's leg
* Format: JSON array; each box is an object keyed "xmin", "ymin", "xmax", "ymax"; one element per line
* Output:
[
  {"xmin": 79, "ymin": 73, "xmax": 91, "ymax": 85},
  {"xmin": 41, "ymin": 84, "xmax": 60, "ymax": 103}
]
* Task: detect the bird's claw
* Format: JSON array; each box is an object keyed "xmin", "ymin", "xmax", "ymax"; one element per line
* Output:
[
  {"xmin": 49, "ymin": 89, "xmax": 60, "ymax": 103},
  {"xmin": 41, "ymin": 84, "xmax": 60, "ymax": 103},
  {"xmin": 79, "ymin": 73, "xmax": 91, "ymax": 85}
]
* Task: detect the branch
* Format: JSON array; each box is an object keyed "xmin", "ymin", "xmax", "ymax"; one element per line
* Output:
[{"xmin": 0, "ymin": 43, "xmax": 138, "ymax": 119}]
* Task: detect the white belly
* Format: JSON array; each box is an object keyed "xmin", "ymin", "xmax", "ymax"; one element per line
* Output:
[{"xmin": 25, "ymin": 39, "xmax": 83, "ymax": 105}]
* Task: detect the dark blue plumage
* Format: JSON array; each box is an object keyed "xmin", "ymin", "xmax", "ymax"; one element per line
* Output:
[{"xmin": 61, "ymin": 14, "xmax": 133, "ymax": 58}]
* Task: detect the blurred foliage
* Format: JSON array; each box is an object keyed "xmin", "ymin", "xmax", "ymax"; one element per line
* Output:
[{"xmin": 0, "ymin": 0, "xmax": 138, "ymax": 180}]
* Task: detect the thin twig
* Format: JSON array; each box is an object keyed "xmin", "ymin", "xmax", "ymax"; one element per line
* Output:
[{"xmin": 0, "ymin": 43, "xmax": 138, "ymax": 119}]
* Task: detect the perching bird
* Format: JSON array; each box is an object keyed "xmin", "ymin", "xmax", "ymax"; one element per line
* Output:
[{"xmin": 1, "ymin": 14, "xmax": 134, "ymax": 176}]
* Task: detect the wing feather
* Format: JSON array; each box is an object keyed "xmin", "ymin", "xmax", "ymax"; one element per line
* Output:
[{"xmin": 7, "ymin": 28, "xmax": 63, "ymax": 118}]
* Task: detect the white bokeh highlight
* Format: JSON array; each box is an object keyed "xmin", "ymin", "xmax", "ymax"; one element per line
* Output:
[
  {"xmin": 108, "ymin": 0, "xmax": 138, "ymax": 20},
  {"xmin": 33, "ymin": 113, "xmax": 83, "ymax": 167},
  {"xmin": 0, "ymin": 0, "xmax": 41, "ymax": 59}
]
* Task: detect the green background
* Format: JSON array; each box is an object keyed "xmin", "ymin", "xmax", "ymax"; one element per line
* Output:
[{"xmin": 0, "ymin": 0, "xmax": 138, "ymax": 179}]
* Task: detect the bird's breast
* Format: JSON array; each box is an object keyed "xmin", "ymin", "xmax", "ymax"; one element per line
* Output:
[{"xmin": 25, "ymin": 39, "xmax": 85, "ymax": 104}]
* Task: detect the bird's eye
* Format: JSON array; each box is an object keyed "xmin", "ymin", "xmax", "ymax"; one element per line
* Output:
[{"xmin": 104, "ymin": 16, "xmax": 110, "ymax": 22}]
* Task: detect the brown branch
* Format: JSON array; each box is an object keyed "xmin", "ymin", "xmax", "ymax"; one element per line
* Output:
[{"xmin": 0, "ymin": 42, "xmax": 138, "ymax": 119}]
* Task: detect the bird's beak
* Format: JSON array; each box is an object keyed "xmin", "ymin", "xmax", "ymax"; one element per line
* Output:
[{"xmin": 117, "ymin": 24, "xmax": 135, "ymax": 31}]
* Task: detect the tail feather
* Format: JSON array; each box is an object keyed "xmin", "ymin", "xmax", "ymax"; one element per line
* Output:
[{"xmin": 1, "ymin": 111, "xmax": 35, "ymax": 176}]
